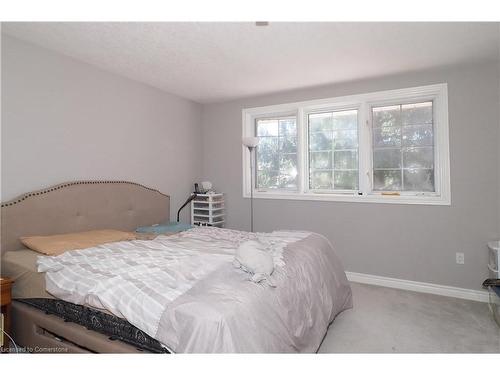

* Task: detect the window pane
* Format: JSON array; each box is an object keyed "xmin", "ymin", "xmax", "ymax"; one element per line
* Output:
[
  {"xmin": 373, "ymin": 105, "xmax": 400, "ymax": 127},
  {"xmin": 402, "ymin": 102, "xmax": 432, "ymax": 125},
  {"xmin": 402, "ymin": 125, "xmax": 433, "ymax": 147},
  {"xmin": 332, "ymin": 110, "xmax": 358, "ymax": 130},
  {"xmin": 309, "ymin": 113, "xmax": 332, "ymax": 133},
  {"xmin": 333, "ymin": 130, "xmax": 358, "ymax": 150},
  {"xmin": 256, "ymin": 119, "xmax": 279, "ymax": 136},
  {"xmin": 373, "ymin": 170, "xmax": 402, "ymax": 191},
  {"xmin": 373, "ymin": 148, "xmax": 401, "ymax": 169},
  {"xmin": 403, "ymin": 147, "xmax": 434, "ymax": 169},
  {"xmin": 256, "ymin": 137, "xmax": 278, "ymax": 170},
  {"xmin": 373, "ymin": 126, "xmax": 401, "ymax": 148},
  {"xmin": 372, "ymin": 102, "xmax": 435, "ymax": 192},
  {"xmin": 403, "ymin": 169, "xmax": 434, "ymax": 192},
  {"xmin": 310, "ymin": 131, "xmax": 332, "ymax": 151},
  {"xmin": 279, "ymin": 153, "xmax": 298, "ymax": 185},
  {"xmin": 309, "ymin": 109, "xmax": 358, "ymax": 191},
  {"xmin": 334, "ymin": 150, "xmax": 358, "ymax": 170},
  {"xmin": 279, "ymin": 136, "xmax": 297, "ymax": 153},
  {"xmin": 255, "ymin": 117, "xmax": 297, "ymax": 190},
  {"xmin": 310, "ymin": 171, "xmax": 333, "ymax": 190},
  {"xmin": 257, "ymin": 170, "xmax": 279, "ymax": 189},
  {"xmin": 310, "ymin": 151, "xmax": 331, "ymax": 169},
  {"xmin": 335, "ymin": 171, "xmax": 358, "ymax": 190},
  {"xmin": 279, "ymin": 118, "xmax": 297, "ymax": 136},
  {"xmin": 279, "ymin": 173, "xmax": 298, "ymax": 189}
]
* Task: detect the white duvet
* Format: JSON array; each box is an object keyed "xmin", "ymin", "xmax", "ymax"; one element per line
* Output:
[{"xmin": 37, "ymin": 227, "xmax": 352, "ymax": 353}]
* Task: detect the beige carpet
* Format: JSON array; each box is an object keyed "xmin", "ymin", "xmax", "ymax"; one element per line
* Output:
[{"xmin": 319, "ymin": 282, "xmax": 500, "ymax": 353}]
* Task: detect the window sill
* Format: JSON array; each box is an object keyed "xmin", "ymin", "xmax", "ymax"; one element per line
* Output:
[{"xmin": 243, "ymin": 191, "xmax": 451, "ymax": 206}]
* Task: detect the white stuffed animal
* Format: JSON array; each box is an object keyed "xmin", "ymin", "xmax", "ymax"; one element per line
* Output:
[{"xmin": 233, "ymin": 240, "xmax": 276, "ymax": 286}]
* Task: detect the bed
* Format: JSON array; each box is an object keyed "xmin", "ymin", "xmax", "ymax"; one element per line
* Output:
[{"xmin": 1, "ymin": 180, "xmax": 352, "ymax": 353}]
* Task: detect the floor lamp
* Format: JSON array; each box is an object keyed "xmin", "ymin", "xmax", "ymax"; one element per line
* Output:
[{"xmin": 242, "ymin": 136, "xmax": 259, "ymax": 232}]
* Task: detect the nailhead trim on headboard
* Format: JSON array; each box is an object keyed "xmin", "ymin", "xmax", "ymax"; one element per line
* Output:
[{"xmin": 1, "ymin": 180, "xmax": 169, "ymax": 208}]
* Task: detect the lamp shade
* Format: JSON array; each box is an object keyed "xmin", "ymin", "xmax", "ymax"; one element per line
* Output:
[{"xmin": 242, "ymin": 136, "xmax": 259, "ymax": 148}]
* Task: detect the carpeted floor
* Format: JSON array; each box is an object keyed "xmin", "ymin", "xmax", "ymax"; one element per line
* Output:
[{"xmin": 319, "ymin": 282, "xmax": 500, "ymax": 353}]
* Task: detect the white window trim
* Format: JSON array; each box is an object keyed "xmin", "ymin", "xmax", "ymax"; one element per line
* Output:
[{"xmin": 242, "ymin": 83, "xmax": 451, "ymax": 206}]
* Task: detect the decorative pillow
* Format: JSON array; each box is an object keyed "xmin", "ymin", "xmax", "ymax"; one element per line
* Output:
[{"xmin": 20, "ymin": 229, "xmax": 137, "ymax": 256}]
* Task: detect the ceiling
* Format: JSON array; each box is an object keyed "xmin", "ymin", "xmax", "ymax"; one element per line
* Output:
[{"xmin": 2, "ymin": 22, "xmax": 499, "ymax": 103}]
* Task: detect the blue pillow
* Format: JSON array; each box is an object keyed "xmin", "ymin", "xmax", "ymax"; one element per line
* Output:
[{"xmin": 135, "ymin": 222, "xmax": 192, "ymax": 234}]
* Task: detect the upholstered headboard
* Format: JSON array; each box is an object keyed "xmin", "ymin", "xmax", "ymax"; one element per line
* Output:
[{"xmin": 1, "ymin": 181, "xmax": 170, "ymax": 254}]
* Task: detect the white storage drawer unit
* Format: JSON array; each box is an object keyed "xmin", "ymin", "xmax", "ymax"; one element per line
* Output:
[
  {"xmin": 488, "ymin": 241, "xmax": 500, "ymax": 279},
  {"xmin": 191, "ymin": 193, "xmax": 225, "ymax": 228}
]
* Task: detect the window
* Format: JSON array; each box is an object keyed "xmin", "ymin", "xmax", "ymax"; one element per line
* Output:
[
  {"xmin": 308, "ymin": 110, "xmax": 359, "ymax": 191},
  {"xmin": 372, "ymin": 102, "xmax": 434, "ymax": 192},
  {"xmin": 255, "ymin": 116, "xmax": 298, "ymax": 190},
  {"xmin": 242, "ymin": 84, "xmax": 450, "ymax": 205}
]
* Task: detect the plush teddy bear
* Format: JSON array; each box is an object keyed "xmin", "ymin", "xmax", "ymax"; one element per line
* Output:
[{"xmin": 233, "ymin": 240, "xmax": 276, "ymax": 286}]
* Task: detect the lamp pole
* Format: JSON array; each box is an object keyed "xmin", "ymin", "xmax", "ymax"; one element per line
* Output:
[
  {"xmin": 242, "ymin": 137, "xmax": 259, "ymax": 233},
  {"xmin": 249, "ymin": 146, "xmax": 255, "ymax": 232}
]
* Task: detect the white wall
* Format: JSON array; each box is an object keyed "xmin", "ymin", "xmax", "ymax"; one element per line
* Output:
[
  {"xmin": 1, "ymin": 35, "xmax": 202, "ymax": 222},
  {"xmin": 201, "ymin": 62, "xmax": 500, "ymax": 291}
]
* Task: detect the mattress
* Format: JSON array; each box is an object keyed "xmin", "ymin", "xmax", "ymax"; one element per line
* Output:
[
  {"xmin": 2, "ymin": 249, "xmax": 53, "ymax": 299},
  {"xmin": 2, "ymin": 249, "xmax": 167, "ymax": 353}
]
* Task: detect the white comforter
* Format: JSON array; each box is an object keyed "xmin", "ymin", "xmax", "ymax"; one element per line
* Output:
[{"xmin": 37, "ymin": 227, "xmax": 352, "ymax": 353}]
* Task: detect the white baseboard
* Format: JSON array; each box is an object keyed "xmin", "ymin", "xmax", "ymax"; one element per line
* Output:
[{"xmin": 346, "ymin": 271, "xmax": 490, "ymax": 303}]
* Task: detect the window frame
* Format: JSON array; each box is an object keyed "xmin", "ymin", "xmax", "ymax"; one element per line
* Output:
[{"xmin": 242, "ymin": 83, "xmax": 450, "ymax": 205}]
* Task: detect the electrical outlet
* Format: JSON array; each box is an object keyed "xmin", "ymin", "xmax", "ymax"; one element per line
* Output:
[{"xmin": 456, "ymin": 252, "xmax": 465, "ymax": 265}]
